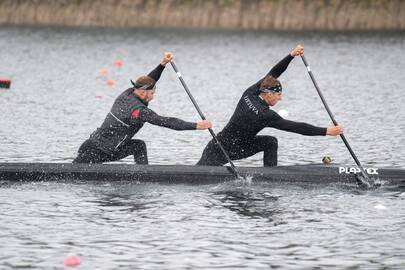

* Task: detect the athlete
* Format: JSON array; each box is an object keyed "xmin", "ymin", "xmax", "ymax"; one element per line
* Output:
[
  {"xmin": 74, "ymin": 52, "xmax": 212, "ymax": 164},
  {"xmin": 197, "ymin": 45, "xmax": 343, "ymax": 167}
]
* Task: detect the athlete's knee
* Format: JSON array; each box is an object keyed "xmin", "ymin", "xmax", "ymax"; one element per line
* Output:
[
  {"xmin": 196, "ymin": 158, "xmax": 207, "ymax": 166},
  {"xmin": 73, "ymin": 140, "xmax": 97, "ymax": 163},
  {"xmin": 129, "ymin": 139, "xmax": 148, "ymax": 164},
  {"xmin": 196, "ymin": 141, "xmax": 226, "ymax": 166},
  {"xmin": 196, "ymin": 147, "xmax": 211, "ymax": 166},
  {"xmin": 259, "ymin": 136, "xmax": 277, "ymax": 148},
  {"xmin": 266, "ymin": 136, "xmax": 278, "ymax": 148},
  {"xmin": 72, "ymin": 157, "xmax": 83, "ymax": 164},
  {"xmin": 138, "ymin": 140, "xmax": 147, "ymax": 151},
  {"xmin": 72, "ymin": 155, "xmax": 90, "ymax": 163},
  {"xmin": 131, "ymin": 139, "xmax": 147, "ymax": 153}
]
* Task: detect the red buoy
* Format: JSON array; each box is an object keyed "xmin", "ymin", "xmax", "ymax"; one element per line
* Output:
[
  {"xmin": 113, "ymin": 59, "xmax": 123, "ymax": 68},
  {"xmin": 106, "ymin": 79, "xmax": 115, "ymax": 86},
  {"xmin": 64, "ymin": 255, "xmax": 81, "ymax": 267},
  {"xmin": 0, "ymin": 79, "xmax": 11, "ymax": 89}
]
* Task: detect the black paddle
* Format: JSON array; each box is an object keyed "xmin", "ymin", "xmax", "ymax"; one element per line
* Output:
[
  {"xmin": 170, "ymin": 60, "xmax": 242, "ymax": 179},
  {"xmin": 300, "ymin": 55, "xmax": 371, "ymax": 187}
]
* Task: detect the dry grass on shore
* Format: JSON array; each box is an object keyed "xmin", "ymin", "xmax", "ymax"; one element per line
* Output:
[{"xmin": 0, "ymin": 0, "xmax": 404, "ymax": 31}]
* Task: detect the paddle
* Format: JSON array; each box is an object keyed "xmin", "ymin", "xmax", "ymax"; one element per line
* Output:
[
  {"xmin": 170, "ymin": 60, "xmax": 242, "ymax": 179},
  {"xmin": 300, "ymin": 55, "xmax": 371, "ymax": 187}
]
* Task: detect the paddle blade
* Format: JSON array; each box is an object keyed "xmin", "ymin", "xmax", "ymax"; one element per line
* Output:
[{"xmin": 355, "ymin": 174, "xmax": 383, "ymax": 190}]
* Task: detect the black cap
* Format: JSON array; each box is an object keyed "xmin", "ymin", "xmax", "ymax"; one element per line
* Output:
[
  {"xmin": 131, "ymin": 79, "xmax": 156, "ymax": 90},
  {"xmin": 260, "ymin": 83, "xmax": 282, "ymax": 93}
]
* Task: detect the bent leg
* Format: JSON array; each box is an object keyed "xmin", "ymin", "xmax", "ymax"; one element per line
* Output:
[
  {"xmin": 196, "ymin": 139, "xmax": 228, "ymax": 166},
  {"xmin": 260, "ymin": 136, "xmax": 278, "ymax": 167},
  {"xmin": 111, "ymin": 139, "xmax": 148, "ymax": 164},
  {"xmin": 228, "ymin": 136, "xmax": 278, "ymax": 167},
  {"xmin": 73, "ymin": 140, "xmax": 111, "ymax": 164}
]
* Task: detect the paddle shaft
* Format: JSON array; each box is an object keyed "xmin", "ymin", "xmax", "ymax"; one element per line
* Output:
[
  {"xmin": 301, "ymin": 55, "xmax": 370, "ymax": 182},
  {"xmin": 170, "ymin": 61, "xmax": 241, "ymax": 178}
]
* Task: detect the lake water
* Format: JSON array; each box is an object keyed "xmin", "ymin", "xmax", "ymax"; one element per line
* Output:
[{"xmin": 1, "ymin": 26, "xmax": 405, "ymax": 269}]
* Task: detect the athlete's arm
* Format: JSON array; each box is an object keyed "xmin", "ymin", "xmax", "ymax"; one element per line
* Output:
[
  {"xmin": 147, "ymin": 64, "xmax": 165, "ymax": 82},
  {"xmin": 267, "ymin": 45, "xmax": 304, "ymax": 78},
  {"xmin": 267, "ymin": 111, "xmax": 327, "ymax": 136},
  {"xmin": 245, "ymin": 55, "xmax": 293, "ymax": 94},
  {"xmin": 265, "ymin": 54, "xmax": 294, "ymax": 79},
  {"xmin": 245, "ymin": 45, "xmax": 303, "ymax": 95},
  {"xmin": 273, "ymin": 118, "xmax": 327, "ymax": 136},
  {"xmin": 141, "ymin": 108, "xmax": 212, "ymax": 130},
  {"xmin": 139, "ymin": 108, "xmax": 196, "ymax": 130},
  {"xmin": 147, "ymin": 52, "xmax": 174, "ymax": 82}
]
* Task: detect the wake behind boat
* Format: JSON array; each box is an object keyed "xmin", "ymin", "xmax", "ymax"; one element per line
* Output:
[{"xmin": 1, "ymin": 162, "xmax": 404, "ymax": 187}]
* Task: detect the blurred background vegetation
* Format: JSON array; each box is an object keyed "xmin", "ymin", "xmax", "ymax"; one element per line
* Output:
[{"xmin": 0, "ymin": 0, "xmax": 404, "ymax": 31}]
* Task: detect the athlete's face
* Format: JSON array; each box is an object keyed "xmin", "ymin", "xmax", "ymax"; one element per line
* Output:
[
  {"xmin": 136, "ymin": 89, "xmax": 156, "ymax": 103},
  {"xmin": 264, "ymin": 91, "xmax": 282, "ymax": 106},
  {"xmin": 144, "ymin": 89, "xmax": 155, "ymax": 102}
]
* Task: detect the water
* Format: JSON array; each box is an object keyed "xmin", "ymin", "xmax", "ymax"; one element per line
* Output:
[{"xmin": 1, "ymin": 26, "xmax": 405, "ymax": 269}]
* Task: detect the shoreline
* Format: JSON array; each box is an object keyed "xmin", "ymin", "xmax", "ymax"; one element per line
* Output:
[
  {"xmin": 0, "ymin": 0, "xmax": 404, "ymax": 31},
  {"xmin": 2, "ymin": 23, "xmax": 405, "ymax": 35}
]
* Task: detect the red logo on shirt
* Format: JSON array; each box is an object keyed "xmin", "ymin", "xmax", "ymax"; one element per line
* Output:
[{"xmin": 131, "ymin": 109, "xmax": 141, "ymax": 119}]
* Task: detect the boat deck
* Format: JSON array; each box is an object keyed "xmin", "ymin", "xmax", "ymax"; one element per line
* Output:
[{"xmin": 1, "ymin": 163, "xmax": 404, "ymax": 186}]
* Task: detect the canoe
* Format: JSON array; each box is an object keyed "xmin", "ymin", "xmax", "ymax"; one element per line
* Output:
[{"xmin": 0, "ymin": 162, "xmax": 404, "ymax": 187}]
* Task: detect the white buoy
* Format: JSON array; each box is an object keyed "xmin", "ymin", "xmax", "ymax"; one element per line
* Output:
[
  {"xmin": 374, "ymin": 204, "xmax": 387, "ymax": 210},
  {"xmin": 278, "ymin": 109, "xmax": 289, "ymax": 118}
]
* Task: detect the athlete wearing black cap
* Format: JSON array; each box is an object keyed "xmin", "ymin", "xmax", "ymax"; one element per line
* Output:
[
  {"xmin": 74, "ymin": 52, "xmax": 212, "ymax": 164},
  {"xmin": 197, "ymin": 45, "xmax": 343, "ymax": 167}
]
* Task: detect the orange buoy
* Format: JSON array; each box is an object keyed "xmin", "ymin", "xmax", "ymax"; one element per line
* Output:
[
  {"xmin": 113, "ymin": 59, "xmax": 123, "ymax": 68},
  {"xmin": 100, "ymin": 68, "xmax": 109, "ymax": 77},
  {"xmin": 0, "ymin": 79, "xmax": 11, "ymax": 89},
  {"xmin": 106, "ymin": 79, "xmax": 115, "ymax": 86},
  {"xmin": 64, "ymin": 255, "xmax": 81, "ymax": 267}
]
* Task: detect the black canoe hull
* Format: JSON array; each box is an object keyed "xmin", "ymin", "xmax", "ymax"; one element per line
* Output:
[{"xmin": 0, "ymin": 163, "xmax": 404, "ymax": 186}]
